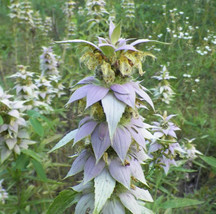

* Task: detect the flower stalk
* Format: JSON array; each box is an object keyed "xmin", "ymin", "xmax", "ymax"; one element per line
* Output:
[{"xmin": 52, "ymin": 21, "xmax": 166, "ymax": 213}]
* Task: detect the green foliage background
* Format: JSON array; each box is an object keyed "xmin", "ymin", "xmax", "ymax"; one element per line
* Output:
[{"xmin": 0, "ymin": 0, "xmax": 216, "ymax": 213}]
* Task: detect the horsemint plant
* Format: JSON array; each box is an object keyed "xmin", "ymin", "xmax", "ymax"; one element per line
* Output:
[
  {"xmin": 0, "ymin": 86, "xmax": 35, "ymax": 163},
  {"xmin": 49, "ymin": 21, "xmax": 168, "ymax": 214}
]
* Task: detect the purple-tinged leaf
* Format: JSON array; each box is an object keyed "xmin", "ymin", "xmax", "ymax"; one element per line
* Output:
[
  {"xmin": 102, "ymin": 199, "xmax": 125, "ymax": 214},
  {"xmin": 84, "ymin": 155, "xmax": 105, "ymax": 184},
  {"xmin": 130, "ymin": 39, "xmax": 153, "ymax": 46},
  {"xmin": 94, "ymin": 168, "xmax": 116, "ymax": 213},
  {"xmin": 168, "ymin": 129, "xmax": 177, "ymax": 138},
  {"xmin": 49, "ymin": 129, "xmax": 78, "ymax": 153},
  {"xmin": 110, "ymin": 84, "xmax": 130, "ymax": 95},
  {"xmin": 130, "ymin": 117, "xmax": 144, "ymax": 128},
  {"xmin": 114, "ymin": 84, "xmax": 136, "ymax": 108},
  {"xmin": 115, "ymin": 44, "xmax": 137, "ymax": 52},
  {"xmin": 112, "ymin": 127, "xmax": 131, "ymax": 162},
  {"xmin": 91, "ymin": 123, "xmax": 111, "ymax": 162},
  {"xmin": 98, "ymin": 37, "xmax": 108, "ymax": 44},
  {"xmin": 109, "ymin": 21, "xmax": 115, "ymax": 40},
  {"xmin": 102, "ymin": 93, "xmax": 126, "ymax": 139},
  {"xmin": 130, "ymin": 39, "xmax": 169, "ymax": 46},
  {"xmin": 153, "ymin": 131, "xmax": 164, "ymax": 138},
  {"xmin": 119, "ymin": 192, "xmax": 142, "ymax": 214},
  {"xmin": 128, "ymin": 127, "xmax": 146, "ymax": 149},
  {"xmin": 166, "ymin": 114, "xmax": 177, "ymax": 121},
  {"xmin": 75, "ymin": 193, "xmax": 94, "ymax": 214},
  {"xmin": 55, "ymin": 39, "xmax": 102, "ymax": 52},
  {"xmin": 66, "ymin": 150, "xmax": 90, "ymax": 178},
  {"xmin": 130, "ymin": 158, "xmax": 147, "ymax": 185},
  {"xmin": 132, "ymin": 82, "xmax": 154, "ymax": 109},
  {"xmin": 109, "ymin": 158, "xmax": 131, "ymax": 189},
  {"xmin": 74, "ymin": 120, "xmax": 98, "ymax": 145},
  {"xmin": 77, "ymin": 76, "xmax": 95, "ymax": 85},
  {"xmin": 86, "ymin": 85, "xmax": 109, "ymax": 108},
  {"xmin": 67, "ymin": 85, "xmax": 91, "ymax": 105},
  {"xmin": 78, "ymin": 116, "xmax": 92, "ymax": 127},
  {"xmin": 72, "ymin": 181, "xmax": 93, "ymax": 193},
  {"xmin": 130, "ymin": 187, "xmax": 153, "ymax": 202}
]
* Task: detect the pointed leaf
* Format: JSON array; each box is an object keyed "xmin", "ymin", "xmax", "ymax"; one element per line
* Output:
[
  {"xmin": 102, "ymin": 199, "xmax": 125, "ymax": 214},
  {"xmin": 112, "ymin": 126, "xmax": 131, "ymax": 162},
  {"xmin": 93, "ymin": 168, "xmax": 116, "ymax": 214},
  {"xmin": 77, "ymin": 76, "xmax": 95, "ymax": 85},
  {"xmin": 130, "ymin": 187, "xmax": 153, "ymax": 202},
  {"xmin": 119, "ymin": 192, "xmax": 142, "ymax": 214},
  {"xmin": 66, "ymin": 150, "xmax": 90, "ymax": 177},
  {"xmin": 67, "ymin": 85, "xmax": 91, "ymax": 105},
  {"xmin": 55, "ymin": 39, "xmax": 101, "ymax": 52},
  {"xmin": 49, "ymin": 129, "xmax": 78, "ymax": 153},
  {"xmin": 111, "ymin": 22, "xmax": 121, "ymax": 45},
  {"xmin": 47, "ymin": 190, "xmax": 76, "ymax": 214},
  {"xmin": 130, "ymin": 39, "xmax": 170, "ymax": 46},
  {"xmin": 84, "ymin": 155, "xmax": 105, "ymax": 184},
  {"xmin": 86, "ymin": 85, "xmax": 109, "ymax": 108},
  {"xmin": 115, "ymin": 44, "xmax": 137, "ymax": 52},
  {"xmin": 200, "ymin": 155, "xmax": 216, "ymax": 168},
  {"xmin": 109, "ymin": 158, "xmax": 131, "ymax": 189},
  {"xmin": 30, "ymin": 118, "xmax": 44, "ymax": 137},
  {"xmin": 159, "ymin": 198, "xmax": 204, "ymax": 209},
  {"xmin": 74, "ymin": 120, "xmax": 98, "ymax": 145},
  {"xmin": 102, "ymin": 93, "xmax": 126, "ymax": 139},
  {"xmin": 130, "ymin": 158, "xmax": 147, "ymax": 185},
  {"xmin": 91, "ymin": 123, "xmax": 111, "ymax": 161},
  {"xmin": 75, "ymin": 193, "xmax": 95, "ymax": 214},
  {"xmin": 72, "ymin": 181, "xmax": 93, "ymax": 193},
  {"xmin": 31, "ymin": 159, "xmax": 47, "ymax": 181},
  {"xmin": 110, "ymin": 84, "xmax": 130, "ymax": 95},
  {"xmin": 132, "ymin": 83, "xmax": 154, "ymax": 109},
  {"xmin": 109, "ymin": 21, "xmax": 115, "ymax": 40}
]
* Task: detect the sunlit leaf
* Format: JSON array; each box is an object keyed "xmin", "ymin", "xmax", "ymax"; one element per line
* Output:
[
  {"xmin": 111, "ymin": 22, "xmax": 121, "ymax": 45},
  {"xmin": 101, "ymin": 93, "xmax": 126, "ymax": 139},
  {"xmin": 49, "ymin": 129, "xmax": 78, "ymax": 153},
  {"xmin": 93, "ymin": 168, "xmax": 116, "ymax": 214}
]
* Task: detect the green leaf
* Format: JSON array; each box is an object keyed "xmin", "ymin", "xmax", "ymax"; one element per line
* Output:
[
  {"xmin": 101, "ymin": 93, "xmax": 126, "ymax": 140},
  {"xmin": 0, "ymin": 115, "xmax": 3, "ymax": 125},
  {"xmin": 160, "ymin": 198, "xmax": 204, "ymax": 209},
  {"xmin": 99, "ymin": 44, "xmax": 115, "ymax": 57},
  {"xmin": 22, "ymin": 149, "xmax": 41, "ymax": 162},
  {"xmin": 31, "ymin": 159, "xmax": 47, "ymax": 181},
  {"xmin": 30, "ymin": 118, "xmax": 44, "ymax": 137},
  {"xmin": 200, "ymin": 155, "xmax": 216, "ymax": 168},
  {"xmin": 27, "ymin": 110, "xmax": 41, "ymax": 118},
  {"xmin": 47, "ymin": 190, "xmax": 77, "ymax": 214},
  {"xmin": 111, "ymin": 22, "xmax": 121, "ymax": 45},
  {"xmin": 93, "ymin": 169, "xmax": 116, "ymax": 214},
  {"xmin": 48, "ymin": 129, "xmax": 78, "ymax": 153}
]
